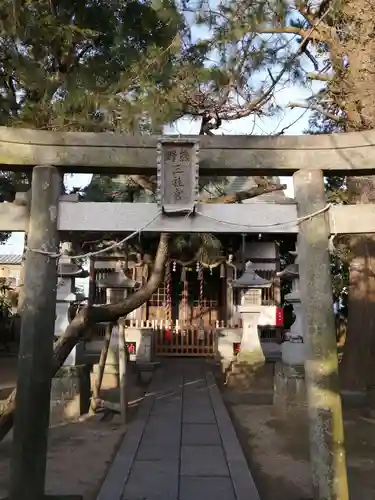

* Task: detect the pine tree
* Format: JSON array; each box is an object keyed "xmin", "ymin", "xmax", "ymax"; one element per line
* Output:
[{"xmin": 0, "ymin": 0, "xmax": 295, "ymax": 439}]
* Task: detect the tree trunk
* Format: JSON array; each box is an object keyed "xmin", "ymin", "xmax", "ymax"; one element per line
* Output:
[
  {"xmin": 341, "ymin": 176, "xmax": 375, "ymax": 391},
  {"xmin": 341, "ymin": 233, "xmax": 375, "ymax": 391},
  {"xmin": 90, "ymin": 323, "xmax": 113, "ymax": 413},
  {"xmin": 0, "ymin": 233, "xmax": 170, "ymax": 442},
  {"xmin": 329, "ymin": 0, "xmax": 375, "ymax": 392}
]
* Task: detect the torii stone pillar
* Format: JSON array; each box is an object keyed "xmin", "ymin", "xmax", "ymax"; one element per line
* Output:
[
  {"xmin": 9, "ymin": 166, "xmax": 60, "ymax": 500},
  {"xmin": 294, "ymin": 169, "xmax": 348, "ymax": 500}
]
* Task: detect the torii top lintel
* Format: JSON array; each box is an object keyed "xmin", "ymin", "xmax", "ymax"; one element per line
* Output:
[{"xmin": 0, "ymin": 126, "xmax": 374, "ymax": 175}]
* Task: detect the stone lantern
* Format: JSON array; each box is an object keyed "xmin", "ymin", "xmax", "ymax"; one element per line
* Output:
[
  {"xmin": 96, "ymin": 267, "xmax": 136, "ymax": 370},
  {"xmin": 274, "ymin": 246, "xmax": 306, "ymax": 416},
  {"xmin": 54, "ymin": 243, "xmax": 88, "ymax": 366},
  {"xmin": 97, "ymin": 269, "xmax": 136, "ymax": 304},
  {"xmin": 277, "ymin": 249, "xmax": 305, "ymax": 366},
  {"xmin": 232, "ymin": 261, "xmax": 272, "ymax": 365},
  {"xmin": 51, "ymin": 245, "xmax": 90, "ymax": 425}
]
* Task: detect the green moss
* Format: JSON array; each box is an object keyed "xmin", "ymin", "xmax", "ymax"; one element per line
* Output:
[{"xmin": 54, "ymin": 365, "xmax": 89, "ymax": 378}]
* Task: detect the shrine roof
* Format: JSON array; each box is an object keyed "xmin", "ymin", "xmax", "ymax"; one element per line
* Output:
[{"xmin": 0, "ymin": 254, "xmax": 22, "ymax": 265}]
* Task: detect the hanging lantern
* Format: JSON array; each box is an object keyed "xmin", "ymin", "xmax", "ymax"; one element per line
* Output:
[
  {"xmin": 198, "ymin": 265, "xmax": 204, "ymax": 322},
  {"xmin": 165, "ymin": 261, "xmax": 172, "ymax": 323},
  {"xmin": 196, "ymin": 261, "xmax": 200, "ymax": 272},
  {"xmin": 172, "ymin": 260, "xmax": 176, "ymax": 272}
]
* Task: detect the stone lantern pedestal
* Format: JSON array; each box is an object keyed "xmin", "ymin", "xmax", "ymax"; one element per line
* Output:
[{"xmin": 273, "ymin": 247, "xmax": 307, "ymax": 416}]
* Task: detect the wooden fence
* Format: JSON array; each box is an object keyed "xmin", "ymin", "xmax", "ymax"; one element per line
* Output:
[
  {"xmin": 89, "ymin": 318, "xmax": 281, "ymax": 358},
  {"xmin": 152, "ymin": 322, "xmax": 216, "ymax": 357}
]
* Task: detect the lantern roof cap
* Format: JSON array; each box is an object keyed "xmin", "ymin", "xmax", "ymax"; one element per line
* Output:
[
  {"xmin": 57, "ymin": 261, "xmax": 88, "ymax": 278},
  {"xmin": 232, "ymin": 261, "xmax": 272, "ymax": 288},
  {"xmin": 277, "ymin": 263, "xmax": 299, "ymax": 280},
  {"xmin": 97, "ymin": 271, "xmax": 136, "ymax": 289}
]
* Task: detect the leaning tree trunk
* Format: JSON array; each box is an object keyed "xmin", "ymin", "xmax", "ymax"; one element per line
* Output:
[
  {"xmin": 90, "ymin": 323, "xmax": 114, "ymax": 413},
  {"xmin": 0, "ymin": 233, "xmax": 170, "ymax": 442}
]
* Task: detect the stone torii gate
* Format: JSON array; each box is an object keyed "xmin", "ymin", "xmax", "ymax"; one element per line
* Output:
[{"xmin": 1, "ymin": 127, "xmax": 375, "ymax": 500}]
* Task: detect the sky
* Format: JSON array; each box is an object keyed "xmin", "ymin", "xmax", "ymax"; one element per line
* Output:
[{"xmin": 2, "ymin": 14, "xmax": 325, "ymax": 254}]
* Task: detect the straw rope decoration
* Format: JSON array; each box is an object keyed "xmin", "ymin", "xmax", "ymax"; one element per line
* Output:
[
  {"xmin": 165, "ymin": 261, "xmax": 172, "ymax": 325},
  {"xmin": 198, "ymin": 264, "xmax": 204, "ymax": 321}
]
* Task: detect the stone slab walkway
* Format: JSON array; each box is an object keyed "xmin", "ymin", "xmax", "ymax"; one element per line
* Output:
[{"xmin": 96, "ymin": 359, "xmax": 260, "ymax": 500}]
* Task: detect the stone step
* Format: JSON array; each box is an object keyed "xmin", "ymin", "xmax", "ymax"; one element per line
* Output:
[
  {"xmin": 223, "ymin": 389, "xmax": 273, "ymax": 405},
  {"xmin": 226, "ymin": 375, "xmax": 273, "ymax": 391},
  {"xmin": 230, "ymin": 361, "xmax": 274, "ymax": 376}
]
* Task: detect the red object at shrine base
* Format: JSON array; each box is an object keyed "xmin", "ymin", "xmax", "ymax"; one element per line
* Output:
[
  {"xmin": 276, "ymin": 307, "xmax": 284, "ymax": 327},
  {"xmin": 164, "ymin": 328, "xmax": 172, "ymax": 342}
]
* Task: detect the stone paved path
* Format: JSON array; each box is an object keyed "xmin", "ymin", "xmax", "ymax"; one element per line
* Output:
[{"xmin": 97, "ymin": 359, "xmax": 260, "ymax": 500}]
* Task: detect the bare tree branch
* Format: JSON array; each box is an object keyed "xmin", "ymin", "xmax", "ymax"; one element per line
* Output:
[
  {"xmin": 287, "ymin": 101, "xmax": 346, "ymax": 122},
  {"xmin": 188, "ymin": 7, "xmax": 333, "ymax": 124},
  {"xmin": 203, "ymin": 183, "xmax": 287, "ymax": 204},
  {"xmin": 307, "ymin": 72, "xmax": 333, "ymax": 81},
  {"xmin": 129, "ymin": 167, "xmax": 286, "ymax": 204},
  {"xmin": 129, "ymin": 175, "xmax": 157, "ymax": 193},
  {"xmin": 276, "ymin": 108, "xmax": 310, "ymax": 135},
  {"xmin": 255, "ymin": 26, "xmax": 326, "ymax": 43}
]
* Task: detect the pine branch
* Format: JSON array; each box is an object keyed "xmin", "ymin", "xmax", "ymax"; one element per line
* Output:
[{"xmin": 198, "ymin": 8, "xmax": 333, "ymax": 123}]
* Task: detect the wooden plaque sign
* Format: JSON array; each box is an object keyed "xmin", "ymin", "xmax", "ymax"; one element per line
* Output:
[{"xmin": 156, "ymin": 138, "xmax": 199, "ymax": 214}]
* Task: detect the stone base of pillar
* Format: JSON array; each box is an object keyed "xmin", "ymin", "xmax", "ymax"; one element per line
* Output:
[
  {"xmin": 102, "ymin": 346, "xmax": 121, "ymax": 375},
  {"xmin": 93, "ymin": 328, "xmax": 152, "ymax": 386},
  {"xmin": 281, "ymin": 340, "xmax": 306, "ymax": 366},
  {"xmin": 216, "ymin": 328, "xmax": 242, "ymax": 373},
  {"xmin": 273, "ymin": 361, "xmax": 307, "ymax": 418},
  {"xmin": 50, "ymin": 365, "xmax": 91, "ymax": 425},
  {"xmin": 226, "ymin": 351, "xmax": 274, "ymax": 392},
  {"xmin": 98, "ymin": 326, "xmax": 154, "ymax": 377},
  {"xmin": 236, "ymin": 347, "xmax": 265, "ymax": 366}
]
